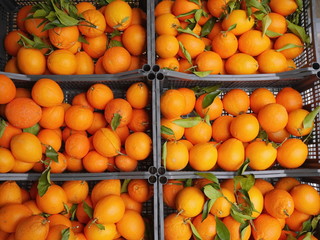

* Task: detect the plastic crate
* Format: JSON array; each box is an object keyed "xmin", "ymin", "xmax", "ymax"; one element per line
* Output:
[
  {"xmin": 0, "ymin": 0, "xmax": 152, "ymax": 73},
  {"xmin": 158, "ymin": 175, "xmax": 320, "ymax": 240},
  {"xmin": 0, "ymin": 176, "xmax": 158, "ymax": 240},
  {"xmin": 151, "ymin": 0, "xmax": 319, "ymax": 79},
  {"xmin": 155, "ymin": 73, "xmax": 320, "ymax": 176},
  {"xmin": 0, "ymin": 73, "xmax": 158, "ymax": 181}
]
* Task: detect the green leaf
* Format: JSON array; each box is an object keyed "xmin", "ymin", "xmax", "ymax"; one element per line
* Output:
[
  {"xmin": 37, "ymin": 167, "xmax": 51, "ymax": 197},
  {"xmin": 276, "ymin": 43, "xmax": 304, "ymax": 52},
  {"xmin": 204, "ymin": 114, "xmax": 210, "ymax": 125},
  {"xmin": 108, "ymin": 40, "xmax": 123, "ymax": 48},
  {"xmin": 240, "ymin": 222, "xmax": 250, "ymax": 239},
  {"xmin": 203, "ymin": 185, "xmax": 223, "ymax": 200},
  {"xmin": 200, "ymin": 17, "xmax": 216, "ymax": 37},
  {"xmin": 286, "ymin": 20, "xmax": 310, "ymax": 44},
  {"xmin": 111, "ymin": 113, "xmax": 122, "ymax": 130},
  {"xmin": 18, "ymin": 34, "xmax": 36, "ymax": 48},
  {"xmin": 121, "ymin": 179, "xmax": 131, "ymax": 193},
  {"xmin": 161, "ymin": 125, "xmax": 175, "ymax": 136},
  {"xmin": 179, "ymin": 41, "xmax": 193, "ymax": 65},
  {"xmin": 177, "ymin": 26, "xmax": 200, "ymax": 38},
  {"xmin": 69, "ymin": 204, "xmax": 77, "ymax": 221},
  {"xmin": 311, "ymin": 215, "xmax": 320, "ymax": 230},
  {"xmin": 216, "ymin": 216, "xmax": 230, "ymax": 240},
  {"xmin": 265, "ymin": 30, "xmax": 283, "ymax": 38},
  {"xmin": 202, "ymin": 199, "xmax": 215, "ymax": 221},
  {"xmin": 257, "ymin": 129, "xmax": 268, "ymax": 142},
  {"xmin": 226, "ymin": 24, "xmax": 237, "ymax": 32},
  {"xmin": 46, "ymin": 145, "xmax": 58, "ymax": 163},
  {"xmin": 194, "ymin": 9, "xmax": 203, "ymax": 23},
  {"xmin": 162, "ymin": 141, "xmax": 167, "ymax": 168},
  {"xmin": 61, "ymin": 228, "xmax": 70, "ymax": 240},
  {"xmin": 0, "ymin": 119, "xmax": 7, "ymax": 138},
  {"xmin": 110, "ymin": 30, "xmax": 121, "ymax": 38},
  {"xmin": 236, "ymin": 158, "xmax": 250, "ymax": 176},
  {"xmin": 189, "ymin": 220, "xmax": 203, "ymax": 240},
  {"xmin": 172, "ymin": 117, "xmax": 202, "ymax": 128},
  {"xmin": 78, "ymin": 35, "xmax": 89, "ymax": 44},
  {"xmin": 83, "ymin": 201, "xmax": 93, "ymax": 219},
  {"xmin": 196, "ymin": 173, "xmax": 220, "ymax": 186},
  {"xmin": 95, "ymin": 223, "xmax": 105, "ymax": 230},
  {"xmin": 302, "ymin": 232, "xmax": 312, "ymax": 240},
  {"xmin": 50, "ymin": 0, "xmax": 79, "ymax": 26},
  {"xmin": 185, "ymin": 179, "xmax": 193, "ymax": 187},
  {"xmin": 46, "ymin": 11, "xmax": 57, "ymax": 22},
  {"xmin": 245, "ymin": 0, "xmax": 268, "ymax": 13},
  {"xmin": 175, "ymin": 9, "xmax": 198, "ymax": 19},
  {"xmin": 193, "ymin": 71, "xmax": 212, "ymax": 77},
  {"xmin": 296, "ymin": 0, "xmax": 303, "ymax": 11},
  {"xmin": 203, "ymin": 85, "xmax": 221, "ymax": 93},
  {"xmin": 189, "ymin": 0, "xmax": 201, "ymax": 6},
  {"xmin": 303, "ymin": 106, "xmax": 320, "ymax": 129},
  {"xmin": 23, "ymin": 123, "xmax": 40, "ymax": 135},
  {"xmin": 287, "ymin": 233, "xmax": 297, "ymax": 240},
  {"xmin": 239, "ymin": 174, "xmax": 255, "ymax": 192},
  {"xmin": 202, "ymin": 90, "xmax": 221, "ymax": 108},
  {"xmin": 33, "ymin": 9, "xmax": 48, "ymax": 18},
  {"xmin": 261, "ymin": 14, "xmax": 271, "ymax": 36},
  {"xmin": 231, "ymin": 205, "xmax": 255, "ymax": 223}
]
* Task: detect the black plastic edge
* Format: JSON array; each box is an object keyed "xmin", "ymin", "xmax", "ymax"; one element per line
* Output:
[
  {"xmin": 317, "ymin": 71, "xmax": 320, "ymax": 79},
  {"xmin": 148, "ymin": 166, "xmax": 157, "ymax": 175},
  {"xmin": 147, "ymin": 72, "xmax": 156, "ymax": 81},
  {"xmin": 312, "ymin": 62, "xmax": 320, "ymax": 70},
  {"xmin": 148, "ymin": 175, "xmax": 157, "ymax": 184},
  {"xmin": 152, "ymin": 64, "xmax": 160, "ymax": 73},
  {"xmin": 157, "ymin": 166, "xmax": 166, "ymax": 175},
  {"xmin": 155, "ymin": 70, "xmax": 162, "ymax": 170}
]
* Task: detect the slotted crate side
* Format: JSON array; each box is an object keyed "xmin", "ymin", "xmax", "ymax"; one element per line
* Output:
[
  {"xmin": 156, "ymin": 74, "xmax": 320, "ymax": 174},
  {"xmin": 158, "ymin": 175, "xmax": 320, "ymax": 240},
  {"xmin": 151, "ymin": 0, "xmax": 319, "ymax": 79},
  {"xmin": 0, "ymin": 0, "xmax": 151, "ymax": 72}
]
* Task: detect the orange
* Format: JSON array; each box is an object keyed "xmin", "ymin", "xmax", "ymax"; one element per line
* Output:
[
  {"xmin": 185, "ymin": 120, "xmax": 212, "ymax": 144},
  {"xmin": 4, "ymin": 30, "xmax": 26, "ymax": 57},
  {"xmin": 104, "ymin": 0, "xmax": 132, "ymax": 31},
  {"xmin": 240, "ymin": 185, "xmax": 264, "ymax": 218},
  {"xmin": 217, "ymin": 138, "xmax": 244, "ymax": 171},
  {"xmin": 16, "ymin": 5, "xmax": 32, "ymax": 32},
  {"xmin": 116, "ymin": 210, "xmax": 145, "ymax": 240},
  {"xmin": 128, "ymin": 179, "xmax": 150, "ymax": 203},
  {"xmin": 127, "ymin": 108, "xmax": 150, "ymax": 132},
  {"xmin": 109, "ymin": 125, "xmax": 130, "ymax": 146},
  {"xmin": 39, "ymin": 105, "xmax": 64, "ymax": 129},
  {"xmin": 125, "ymin": 132, "xmax": 152, "ymax": 160},
  {"xmin": 82, "ymin": 150, "xmax": 108, "ymax": 173},
  {"xmin": 62, "ymin": 127, "xmax": 87, "ymax": 143},
  {"xmin": 49, "ymin": 26, "xmax": 79, "ymax": 49},
  {"xmin": 230, "ymin": 113, "xmax": 260, "ymax": 142},
  {"xmin": 115, "ymin": 153, "xmax": 138, "ymax": 172},
  {"xmin": 131, "ymin": 8, "xmax": 146, "ymax": 25},
  {"xmin": 250, "ymin": 88, "xmax": 276, "ymax": 113},
  {"xmin": 10, "ymin": 132, "xmax": 42, "ymax": 163},
  {"xmin": 17, "ymin": 47, "xmax": 46, "ymax": 75},
  {"xmin": 156, "ymin": 57, "xmax": 180, "ymax": 71},
  {"xmin": 164, "ymin": 213, "xmax": 192, "ymax": 240},
  {"xmin": 24, "ymin": 17, "xmax": 48, "ymax": 38},
  {"xmin": 192, "ymin": 214, "xmax": 217, "ymax": 240},
  {"xmin": 257, "ymin": 49, "xmax": 287, "ymax": 73},
  {"xmin": 93, "ymin": 128, "xmax": 121, "ymax": 158},
  {"xmin": 47, "ymin": 50, "xmax": 77, "ymax": 75},
  {"xmin": 15, "ymin": 88, "xmax": 31, "ymax": 99},
  {"xmin": 164, "ymin": 140, "xmax": 189, "ymax": 170},
  {"xmin": 221, "ymin": 9, "xmax": 255, "ymax": 35},
  {"xmin": 195, "ymin": 51, "xmax": 223, "ymax": 74},
  {"xmin": 104, "ymin": 98, "xmax": 133, "ymax": 128},
  {"xmin": 84, "ymin": 220, "xmax": 117, "ymax": 240},
  {"xmin": 102, "ymin": 46, "xmax": 131, "ymax": 74},
  {"xmin": 79, "ymin": 9, "xmax": 106, "ymax": 37},
  {"xmin": 176, "ymin": 88, "xmax": 196, "ymax": 115},
  {"xmin": 254, "ymin": 179, "xmax": 274, "ymax": 196},
  {"xmin": 4, "ymin": 57, "xmax": 20, "ymax": 74},
  {"xmin": 211, "ymin": 115, "xmax": 233, "ymax": 142},
  {"xmin": 210, "ymin": 187, "xmax": 236, "ymax": 218},
  {"xmin": 175, "ymin": 186, "xmax": 205, "ymax": 217},
  {"xmin": 11, "ymin": 160, "xmax": 35, "ymax": 173},
  {"xmin": 155, "ymin": 1, "xmax": 174, "ymax": 16},
  {"xmin": 93, "ymin": 195, "xmax": 125, "ymax": 224},
  {"xmin": 276, "ymin": 138, "xmax": 308, "ymax": 168},
  {"xmin": 258, "ymin": 103, "xmax": 288, "ymax": 133},
  {"xmin": 207, "ymin": 21, "xmax": 223, "ymax": 40},
  {"xmin": 76, "ymin": 196, "xmax": 92, "ymax": 224},
  {"xmin": 0, "ymin": 181, "xmax": 22, "ymax": 207},
  {"xmin": 14, "ymin": 215, "xmax": 49, "ymax": 240},
  {"xmin": 122, "ymin": 24, "xmax": 146, "ymax": 56},
  {"xmin": 225, "ymin": 53, "xmax": 259, "ymax": 74},
  {"xmin": 274, "ymin": 177, "xmax": 300, "ymax": 192},
  {"xmin": 91, "ymin": 179, "xmax": 121, "ymax": 207},
  {"xmin": 189, "ymin": 142, "xmax": 217, "ymax": 171},
  {"xmin": 72, "ymin": 92, "xmax": 94, "ymax": 110},
  {"xmin": 75, "ymin": 51, "xmax": 94, "ymax": 75},
  {"xmin": 82, "ymin": 35, "xmax": 107, "ymax": 59},
  {"xmin": 0, "ymin": 122, "xmax": 22, "ymax": 149},
  {"xmin": 62, "ymin": 180, "xmax": 88, "ymax": 204},
  {"xmin": 264, "ymin": 189, "xmax": 294, "ymax": 219},
  {"xmin": 223, "ymin": 89, "xmax": 249, "ymax": 116},
  {"xmin": 86, "ymin": 83, "xmax": 114, "ymax": 110},
  {"xmin": 207, "ymin": 0, "xmax": 230, "ymax": 18},
  {"xmin": 76, "ymin": 2, "xmax": 96, "ymax": 13},
  {"xmin": 161, "ymin": 117, "xmax": 185, "ymax": 140},
  {"xmin": 269, "ymin": 0, "xmax": 298, "ymax": 16},
  {"xmin": 160, "ymin": 89, "xmax": 186, "ymax": 119},
  {"xmin": 47, "ymin": 214, "xmax": 72, "ymax": 227},
  {"xmin": 176, "ymin": 33, "xmax": 205, "ymax": 59},
  {"xmin": 0, "ymin": 148, "xmax": 15, "ymax": 173},
  {"xmin": 121, "ymin": 192, "xmax": 142, "ymax": 213},
  {"xmin": 31, "ymin": 78, "xmax": 64, "ymax": 107},
  {"xmin": 211, "ymin": 31, "xmax": 238, "ymax": 59},
  {"xmin": 65, "ymin": 105, "xmax": 94, "ymax": 131},
  {"xmin": 87, "ymin": 112, "xmax": 107, "ymax": 135},
  {"xmin": 262, "ymin": 12, "xmax": 287, "ymax": 37},
  {"xmin": 94, "ymin": 57, "xmax": 108, "ymax": 74},
  {"xmin": 195, "ymin": 94, "xmax": 223, "ymax": 120},
  {"xmin": 0, "ymin": 75, "xmax": 16, "ymax": 104},
  {"xmin": 238, "ymin": 30, "xmax": 271, "ymax": 56},
  {"xmin": 37, "ymin": 129, "xmax": 62, "ymax": 153},
  {"xmin": 223, "ymin": 216, "xmax": 251, "ymax": 240},
  {"xmin": 276, "ymin": 87, "xmax": 303, "ymax": 113},
  {"xmin": 286, "ymin": 108, "xmax": 313, "ymax": 136},
  {"xmin": 46, "ymin": 224, "xmax": 75, "ymax": 240},
  {"xmin": 156, "ymin": 35, "xmax": 179, "ymax": 58},
  {"xmin": 252, "ymin": 214, "xmax": 282, "ymax": 240},
  {"xmin": 246, "ymin": 141, "xmax": 277, "ymax": 170},
  {"xmin": 126, "ymin": 81, "xmax": 149, "ymax": 109},
  {"xmin": 172, "ymin": 0, "xmax": 201, "ymax": 21},
  {"xmin": 155, "ymin": 13, "xmax": 180, "ymax": 36},
  {"xmin": 274, "ymin": 33, "xmax": 304, "ymax": 59},
  {"xmin": 163, "ymin": 179, "xmax": 184, "ymax": 208},
  {"xmin": 290, "ymin": 184, "xmax": 320, "ymax": 215},
  {"xmin": 287, "ymin": 59, "xmax": 297, "ymax": 70},
  {"xmin": 285, "ymin": 209, "xmax": 311, "ymax": 231},
  {"xmin": 65, "ymin": 153, "xmax": 83, "ymax": 172}
]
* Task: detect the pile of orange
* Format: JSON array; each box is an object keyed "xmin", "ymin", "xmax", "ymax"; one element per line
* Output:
[
  {"xmin": 163, "ymin": 176, "xmax": 320, "ymax": 240},
  {"xmin": 161, "ymin": 86, "xmax": 313, "ymax": 171},
  {"xmin": 155, "ymin": 0, "xmax": 305, "ymax": 75},
  {"xmin": 4, "ymin": 1, "xmax": 147, "ymax": 75},
  {"xmin": 0, "ymin": 179, "xmax": 153, "ymax": 240},
  {"xmin": 0, "ymin": 74, "xmax": 152, "ymax": 173}
]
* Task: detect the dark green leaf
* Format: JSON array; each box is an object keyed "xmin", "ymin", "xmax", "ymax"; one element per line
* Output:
[
  {"xmin": 108, "ymin": 39, "xmax": 123, "ymax": 48},
  {"xmin": 18, "ymin": 34, "xmax": 35, "ymax": 48},
  {"xmin": 205, "ymin": 45, "xmax": 212, "ymax": 51},
  {"xmin": 83, "ymin": 201, "xmax": 93, "ymax": 219},
  {"xmin": 121, "ymin": 179, "xmax": 131, "ymax": 193},
  {"xmin": 110, "ymin": 30, "xmax": 121, "ymax": 38},
  {"xmin": 240, "ymin": 174, "xmax": 255, "ymax": 192},
  {"xmin": 265, "ymin": 30, "xmax": 283, "ymax": 38},
  {"xmin": 253, "ymin": 11, "xmax": 265, "ymax": 21},
  {"xmin": 0, "ymin": 119, "xmax": 7, "ymax": 138},
  {"xmin": 50, "ymin": 0, "xmax": 79, "ymax": 26},
  {"xmin": 240, "ymin": 222, "xmax": 250, "ymax": 239},
  {"xmin": 226, "ymin": 24, "xmax": 237, "ymax": 32},
  {"xmin": 194, "ymin": 9, "xmax": 203, "ymax": 23},
  {"xmin": 33, "ymin": 9, "xmax": 48, "ymax": 18},
  {"xmin": 245, "ymin": 0, "xmax": 268, "ymax": 13},
  {"xmin": 185, "ymin": 179, "xmax": 193, "ymax": 187},
  {"xmin": 46, "ymin": 11, "xmax": 57, "ymax": 22},
  {"xmin": 236, "ymin": 158, "xmax": 250, "ymax": 176},
  {"xmin": 46, "ymin": 145, "xmax": 58, "ymax": 162},
  {"xmin": 287, "ymin": 233, "xmax": 297, "ymax": 240},
  {"xmin": 162, "ymin": 141, "xmax": 167, "ymax": 168},
  {"xmin": 202, "ymin": 199, "xmax": 215, "ymax": 221},
  {"xmin": 203, "ymin": 85, "xmax": 221, "ymax": 93},
  {"xmin": 257, "ymin": 129, "xmax": 268, "ymax": 142},
  {"xmin": 172, "ymin": 117, "xmax": 202, "ymax": 128},
  {"xmin": 189, "ymin": 220, "xmax": 203, "ymax": 240},
  {"xmin": 276, "ymin": 43, "xmax": 304, "ymax": 52},
  {"xmin": 196, "ymin": 173, "xmax": 220, "ymax": 186},
  {"xmin": 200, "ymin": 17, "xmax": 216, "ymax": 37},
  {"xmin": 261, "ymin": 14, "xmax": 271, "ymax": 36},
  {"xmin": 296, "ymin": 0, "xmax": 303, "ymax": 11},
  {"xmin": 95, "ymin": 223, "xmax": 105, "ymax": 230},
  {"xmin": 161, "ymin": 125, "xmax": 175, "ymax": 136},
  {"xmin": 202, "ymin": 90, "xmax": 222, "ymax": 108},
  {"xmin": 69, "ymin": 204, "xmax": 77, "ymax": 221},
  {"xmin": 286, "ymin": 20, "xmax": 310, "ymax": 44},
  {"xmin": 175, "ymin": 9, "xmax": 198, "ymax": 19},
  {"xmin": 179, "ymin": 41, "xmax": 193, "ymax": 65},
  {"xmin": 78, "ymin": 35, "xmax": 89, "ymax": 44},
  {"xmin": 111, "ymin": 113, "xmax": 122, "ymax": 130},
  {"xmin": 203, "ymin": 185, "xmax": 223, "ymax": 200},
  {"xmin": 61, "ymin": 228, "xmax": 70, "ymax": 240},
  {"xmin": 177, "ymin": 27, "xmax": 200, "ymax": 38},
  {"xmin": 33, "ymin": 35, "xmax": 51, "ymax": 50},
  {"xmin": 37, "ymin": 167, "xmax": 51, "ymax": 197},
  {"xmin": 216, "ymin": 216, "xmax": 230, "ymax": 240},
  {"xmin": 231, "ymin": 205, "xmax": 255, "ymax": 223},
  {"xmin": 193, "ymin": 71, "xmax": 212, "ymax": 77},
  {"xmin": 23, "ymin": 123, "xmax": 40, "ymax": 135},
  {"xmin": 303, "ymin": 106, "xmax": 320, "ymax": 129},
  {"xmin": 189, "ymin": 0, "xmax": 201, "ymax": 6}
]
